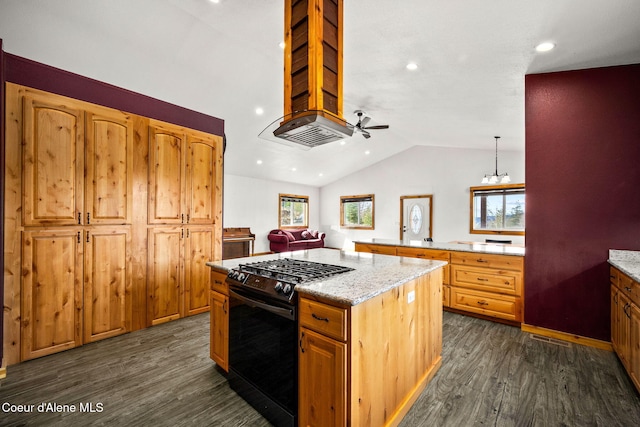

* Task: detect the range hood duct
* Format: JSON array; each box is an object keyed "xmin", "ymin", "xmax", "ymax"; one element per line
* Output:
[{"xmin": 273, "ymin": 112, "xmax": 353, "ymax": 148}]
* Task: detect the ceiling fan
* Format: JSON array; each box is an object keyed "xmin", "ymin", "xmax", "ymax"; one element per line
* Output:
[{"xmin": 353, "ymin": 110, "xmax": 389, "ymax": 139}]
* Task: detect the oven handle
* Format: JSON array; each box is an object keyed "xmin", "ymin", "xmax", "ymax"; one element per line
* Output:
[{"xmin": 229, "ymin": 289, "xmax": 296, "ymax": 321}]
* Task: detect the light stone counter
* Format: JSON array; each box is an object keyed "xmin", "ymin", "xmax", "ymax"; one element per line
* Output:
[
  {"xmin": 206, "ymin": 248, "xmax": 446, "ymax": 306},
  {"xmin": 609, "ymin": 249, "xmax": 640, "ymax": 282},
  {"xmin": 354, "ymin": 238, "xmax": 525, "ymax": 256}
]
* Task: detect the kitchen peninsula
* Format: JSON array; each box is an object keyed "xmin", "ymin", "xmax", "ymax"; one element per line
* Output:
[
  {"xmin": 207, "ymin": 248, "xmax": 445, "ymax": 427},
  {"xmin": 354, "ymin": 239, "xmax": 525, "ymax": 324}
]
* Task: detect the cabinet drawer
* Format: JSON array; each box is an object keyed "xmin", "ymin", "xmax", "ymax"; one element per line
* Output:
[
  {"xmin": 610, "ymin": 267, "xmax": 620, "ymax": 286},
  {"xmin": 211, "ymin": 269, "xmax": 229, "ymax": 295},
  {"xmin": 396, "ymin": 247, "xmax": 449, "ymax": 261},
  {"xmin": 299, "ymin": 298, "xmax": 347, "ymax": 341},
  {"xmin": 451, "ymin": 252, "xmax": 523, "ymax": 271},
  {"xmin": 450, "ymin": 287, "xmax": 522, "ymax": 322},
  {"xmin": 396, "ymin": 247, "xmax": 450, "ymax": 284},
  {"xmin": 451, "ymin": 265, "xmax": 522, "ymax": 296},
  {"xmin": 354, "ymin": 243, "xmax": 397, "ymax": 256},
  {"xmin": 618, "ymin": 270, "xmax": 640, "ymax": 306}
]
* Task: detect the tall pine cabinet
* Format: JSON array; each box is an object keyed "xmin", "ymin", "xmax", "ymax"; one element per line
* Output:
[{"xmin": 3, "ymin": 84, "xmax": 223, "ymax": 364}]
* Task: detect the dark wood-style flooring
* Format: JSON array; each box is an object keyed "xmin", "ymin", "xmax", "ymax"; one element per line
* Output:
[{"xmin": 1, "ymin": 311, "xmax": 638, "ymax": 426}]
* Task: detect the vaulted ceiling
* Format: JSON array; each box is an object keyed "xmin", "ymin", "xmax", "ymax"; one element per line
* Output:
[{"xmin": 2, "ymin": 0, "xmax": 639, "ymax": 186}]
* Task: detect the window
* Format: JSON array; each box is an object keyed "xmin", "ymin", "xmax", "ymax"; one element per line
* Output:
[
  {"xmin": 279, "ymin": 193, "xmax": 309, "ymax": 228},
  {"xmin": 470, "ymin": 184, "xmax": 525, "ymax": 235},
  {"xmin": 340, "ymin": 194, "xmax": 374, "ymax": 229}
]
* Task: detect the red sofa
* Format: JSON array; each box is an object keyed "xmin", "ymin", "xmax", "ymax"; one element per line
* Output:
[{"xmin": 268, "ymin": 229, "xmax": 326, "ymax": 252}]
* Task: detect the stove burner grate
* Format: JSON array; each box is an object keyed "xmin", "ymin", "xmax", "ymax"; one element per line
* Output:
[{"xmin": 238, "ymin": 258, "xmax": 354, "ymax": 283}]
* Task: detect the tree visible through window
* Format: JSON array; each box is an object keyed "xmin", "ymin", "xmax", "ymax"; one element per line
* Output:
[
  {"xmin": 340, "ymin": 194, "xmax": 374, "ymax": 229},
  {"xmin": 470, "ymin": 184, "xmax": 525, "ymax": 235},
  {"xmin": 279, "ymin": 194, "xmax": 309, "ymax": 228}
]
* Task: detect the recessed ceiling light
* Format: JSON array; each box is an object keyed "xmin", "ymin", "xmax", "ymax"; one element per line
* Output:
[
  {"xmin": 319, "ymin": 173, "xmax": 323, "ymax": 177},
  {"xmin": 255, "ymin": 107, "xmax": 264, "ymax": 115},
  {"xmin": 256, "ymin": 160, "xmax": 263, "ymax": 165},
  {"xmin": 365, "ymin": 150, "xmax": 370, "ymax": 155},
  {"xmin": 406, "ymin": 62, "xmax": 418, "ymax": 71},
  {"xmin": 340, "ymin": 140, "xmax": 346, "ymax": 145},
  {"xmin": 292, "ymin": 167, "xmax": 297, "ymax": 172},
  {"xmin": 279, "ymin": 41, "xmax": 286, "ymax": 49},
  {"xmin": 209, "ymin": 0, "xmax": 220, "ymax": 3},
  {"xmin": 535, "ymin": 42, "xmax": 555, "ymax": 52}
]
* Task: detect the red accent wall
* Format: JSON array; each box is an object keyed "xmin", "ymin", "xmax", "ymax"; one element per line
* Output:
[{"xmin": 525, "ymin": 64, "xmax": 640, "ymax": 341}]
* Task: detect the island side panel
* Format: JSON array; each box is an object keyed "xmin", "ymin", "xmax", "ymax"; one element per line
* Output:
[{"xmin": 349, "ymin": 268, "xmax": 443, "ymax": 426}]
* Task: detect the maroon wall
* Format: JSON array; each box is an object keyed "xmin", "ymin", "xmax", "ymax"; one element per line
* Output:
[
  {"xmin": 525, "ymin": 64, "xmax": 640, "ymax": 341},
  {"xmin": 1, "ymin": 40, "xmax": 5, "ymax": 362}
]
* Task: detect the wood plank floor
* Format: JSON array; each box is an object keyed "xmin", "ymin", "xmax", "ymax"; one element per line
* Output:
[{"xmin": 1, "ymin": 311, "xmax": 638, "ymax": 426}]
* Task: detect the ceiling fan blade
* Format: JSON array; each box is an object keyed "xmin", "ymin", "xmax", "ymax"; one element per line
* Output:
[
  {"xmin": 363, "ymin": 125, "xmax": 389, "ymax": 130},
  {"xmin": 362, "ymin": 130, "xmax": 371, "ymax": 139},
  {"xmin": 360, "ymin": 116, "xmax": 371, "ymax": 127}
]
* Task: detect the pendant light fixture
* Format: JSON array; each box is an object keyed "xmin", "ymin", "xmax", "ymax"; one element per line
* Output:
[{"xmin": 482, "ymin": 136, "xmax": 511, "ymax": 184}]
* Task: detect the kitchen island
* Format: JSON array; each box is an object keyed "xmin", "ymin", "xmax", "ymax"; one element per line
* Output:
[
  {"xmin": 354, "ymin": 239, "xmax": 525, "ymax": 324},
  {"xmin": 207, "ymin": 248, "xmax": 446, "ymax": 427}
]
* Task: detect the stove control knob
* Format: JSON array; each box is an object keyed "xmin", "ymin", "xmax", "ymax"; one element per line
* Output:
[
  {"xmin": 274, "ymin": 281, "xmax": 284, "ymax": 293},
  {"xmin": 237, "ymin": 273, "xmax": 246, "ymax": 281},
  {"xmin": 227, "ymin": 270, "xmax": 234, "ymax": 277},
  {"xmin": 231, "ymin": 271, "xmax": 240, "ymax": 279},
  {"xmin": 282, "ymin": 283, "xmax": 293, "ymax": 294}
]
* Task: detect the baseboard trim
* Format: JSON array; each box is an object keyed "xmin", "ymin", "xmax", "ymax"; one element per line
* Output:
[
  {"xmin": 0, "ymin": 366, "xmax": 6, "ymax": 379},
  {"xmin": 521, "ymin": 323, "xmax": 613, "ymax": 351}
]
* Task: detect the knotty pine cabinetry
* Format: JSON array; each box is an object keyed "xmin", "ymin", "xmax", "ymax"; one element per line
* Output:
[
  {"xmin": 354, "ymin": 242, "xmax": 524, "ymax": 323},
  {"xmin": 3, "ymin": 84, "xmax": 223, "ymax": 364},
  {"xmin": 449, "ymin": 252, "xmax": 523, "ymax": 322},
  {"xmin": 147, "ymin": 122, "xmax": 218, "ymax": 325},
  {"xmin": 298, "ymin": 269, "xmax": 443, "ymax": 426},
  {"xmin": 610, "ymin": 267, "xmax": 640, "ymax": 392},
  {"xmin": 209, "ymin": 268, "xmax": 229, "ymax": 371}
]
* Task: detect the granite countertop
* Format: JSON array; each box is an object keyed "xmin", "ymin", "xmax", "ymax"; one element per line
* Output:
[
  {"xmin": 206, "ymin": 248, "xmax": 446, "ymax": 306},
  {"xmin": 608, "ymin": 249, "xmax": 640, "ymax": 282},
  {"xmin": 354, "ymin": 238, "xmax": 525, "ymax": 256}
]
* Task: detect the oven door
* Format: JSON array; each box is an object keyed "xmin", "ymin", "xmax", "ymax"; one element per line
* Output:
[{"xmin": 228, "ymin": 287, "xmax": 297, "ymax": 427}]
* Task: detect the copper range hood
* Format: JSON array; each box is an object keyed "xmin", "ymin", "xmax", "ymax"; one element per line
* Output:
[{"xmin": 272, "ymin": 0, "xmax": 353, "ymax": 147}]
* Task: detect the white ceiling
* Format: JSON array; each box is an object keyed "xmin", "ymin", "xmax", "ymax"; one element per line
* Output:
[{"xmin": 1, "ymin": 0, "xmax": 640, "ymax": 186}]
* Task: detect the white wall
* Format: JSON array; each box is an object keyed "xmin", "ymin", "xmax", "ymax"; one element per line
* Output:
[
  {"xmin": 319, "ymin": 145, "xmax": 525, "ymax": 249},
  {"xmin": 223, "ymin": 174, "xmax": 320, "ymax": 254}
]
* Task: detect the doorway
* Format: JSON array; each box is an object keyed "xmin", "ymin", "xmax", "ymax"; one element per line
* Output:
[{"xmin": 400, "ymin": 195, "xmax": 433, "ymax": 241}]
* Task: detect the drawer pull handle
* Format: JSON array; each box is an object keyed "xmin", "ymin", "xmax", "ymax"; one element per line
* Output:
[
  {"xmin": 299, "ymin": 332, "xmax": 305, "ymax": 353},
  {"xmin": 477, "ymin": 300, "xmax": 489, "ymax": 306},
  {"xmin": 477, "ymin": 278, "xmax": 489, "ymax": 282},
  {"xmin": 476, "ymin": 259, "xmax": 489, "ymax": 263},
  {"xmin": 624, "ymin": 286, "xmax": 632, "ymax": 292},
  {"xmin": 312, "ymin": 313, "xmax": 330, "ymax": 322}
]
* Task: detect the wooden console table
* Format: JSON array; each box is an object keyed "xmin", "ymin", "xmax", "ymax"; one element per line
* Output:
[{"xmin": 222, "ymin": 227, "xmax": 255, "ymax": 259}]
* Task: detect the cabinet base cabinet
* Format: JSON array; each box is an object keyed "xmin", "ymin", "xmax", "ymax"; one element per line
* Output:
[
  {"xmin": 209, "ymin": 290, "xmax": 229, "ymax": 372},
  {"xmin": 610, "ymin": 266, "xmax": 640, "ymax": 393},
  {"xmin": 298, "ymin": 269, "xmax": 443, "ymax": 426}
]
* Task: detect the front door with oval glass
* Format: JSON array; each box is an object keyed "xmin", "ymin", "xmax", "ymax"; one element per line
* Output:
[{"xmin": 400, "ymin": 195, "xmax": 433, "ymax": 242}]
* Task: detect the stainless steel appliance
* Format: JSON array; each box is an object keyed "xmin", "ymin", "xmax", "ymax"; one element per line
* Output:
[{"xmin": 226, "ymin": 258, "xmax": 354, "ymax": 427}]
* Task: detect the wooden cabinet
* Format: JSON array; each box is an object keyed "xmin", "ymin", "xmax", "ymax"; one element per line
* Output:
[
  {"xmin": 4, "ymin": 83, "xmax": 223, "ymax": 365},
  {"xmin": 610, "ymin": 266, "xmax": 640, "ymax": 392},
  {"xmin": 209, "ymin": 269, "xmax": 229, "ymax": 371},
  {"xmin": 21, "ymin": 229, "xmax": 84, "ymax": 360},
  {"xmin": 148, "ymin": 122, "xmax": 218, "ymax": 225},
  {"xmin": 298, "ymin": 268, "xmax": 443, "ymax": 426},
  {"xmin": 450, "ymin": 252, "xmax": 523, "ymax": 323}
]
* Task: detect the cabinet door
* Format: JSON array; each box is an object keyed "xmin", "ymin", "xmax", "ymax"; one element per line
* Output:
[
  {"xmin": 186, "ymin": 135, "xmax": 216, "ymax": 225},
  {"xmin": 185, "ymin": 227, "xmax": 213, "ymax": 316},
  {"xmin": 148, "ymin": 227, "xmax": 184, "ymax": 325},
  {"xmin": 209, "ymin": 291, "xmax": 229, "ymax": 371},
  {"xmin": 21, "ymin": 229, "xmax": 83, "ymax": 360},
  {"xmin": 85, "ymin": 110, "xmax": 133, "ymax": 225},
  {"xmin": 618, "ymin": 291, "xmax": 631, "ymax": 367},
  {"xmin": 629, "ymin": 303, "xmax": 640, "ymax": 390},
  {"xmin": 299, "ymin": 328, "xmax": 347, "ymax": 427},
  {"xmin": 611, "ymin": 285, "xmax": 621, "ymax": 352},
  {"xmin": 84, "ymin": 227, "xmax": 131, "ymax": 343},
  {"xmin": 22, "ymin": 95, "xmax": 84, "ymax": 226},
  {"xmin": 148, "ymin": 125, "xmax": 186, "ymax": 224}
]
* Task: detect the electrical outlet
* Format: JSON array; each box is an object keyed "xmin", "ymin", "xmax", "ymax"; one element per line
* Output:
[{"xmin": 407, "ymin": 290, "xmax": 415, "ymax": 304}]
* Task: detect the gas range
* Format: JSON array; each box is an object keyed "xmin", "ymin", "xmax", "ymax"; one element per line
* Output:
[{"xmin": 226, "ymin": 258, "xmax": 354, "ymax": 304}]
